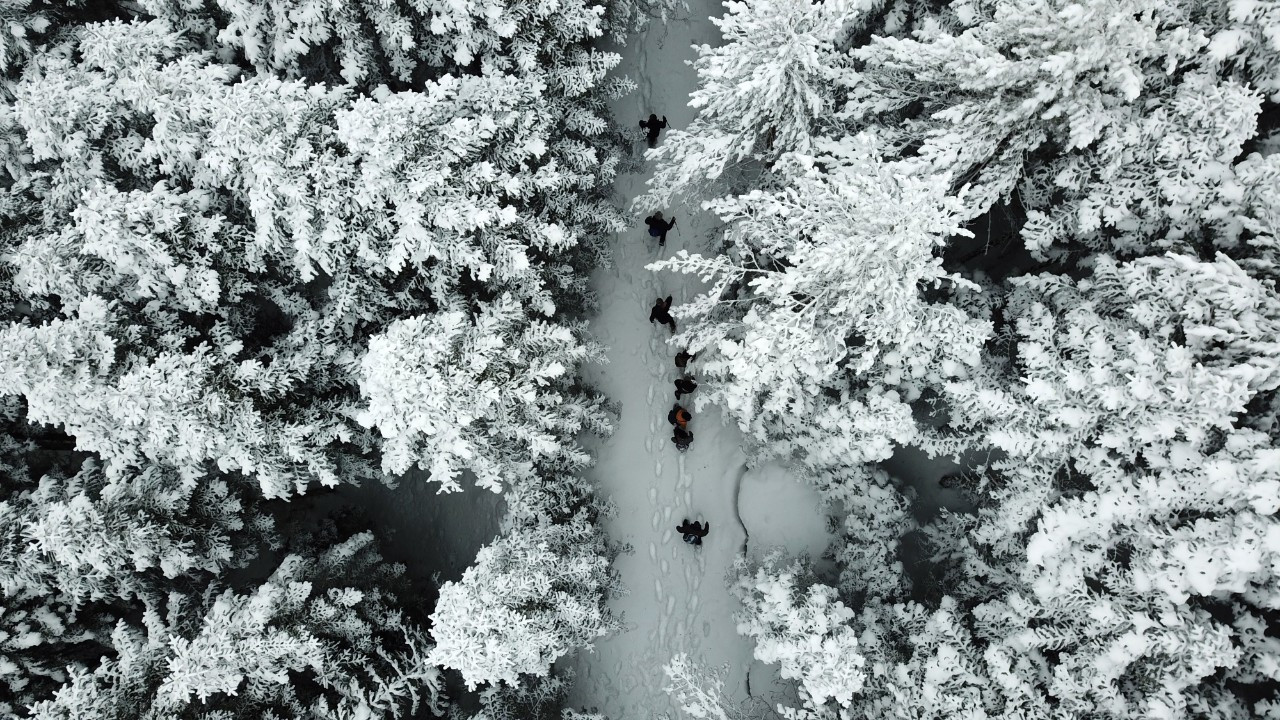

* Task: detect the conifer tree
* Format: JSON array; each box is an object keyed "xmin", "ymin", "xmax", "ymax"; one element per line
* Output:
[
  {"xmin": 731, "ymin": 554, "xmax": 866, "ymax": 709},
  {"xmin": 27, "ymin": 532, "xmax": 443, "ymax": 720},
  {"xmin": 428, "ymin": 503, "xmax": 621, "ymax": 689},
  {"xmin": 650, "ymin": 135, "xmax": 989, "ymax": 468},
  {"xmin": 640, "ymin": 0, "xmax": 854, "ymax": 209}
]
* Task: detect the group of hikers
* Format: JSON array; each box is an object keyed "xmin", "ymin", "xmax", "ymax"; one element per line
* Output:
[
  {"xmin": 664, "ymin": 348, "xmax": 697, "ymax": 451},
  {"xmin": 639, "ymin": 113, "xmax": 678, "ymax": 248},
  {"xmin": 667, "ymin": 351, "xmax": 704, "ymax": 541},
  {"xmin": 660, "ymin": 348, "xmax": 701, "ymax": 448},
  {"xmin": 665, "ymin": 349, "xmax": 708, "ymax": 545},
  {"xmin": 641, "ymin": 112, "xmax": 711, "ymax": 547}
]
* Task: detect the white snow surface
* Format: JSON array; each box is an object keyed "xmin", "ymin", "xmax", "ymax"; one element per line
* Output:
[{"xmin": 564, "ymin": 6, "xmax": 836, "ymax": 717}]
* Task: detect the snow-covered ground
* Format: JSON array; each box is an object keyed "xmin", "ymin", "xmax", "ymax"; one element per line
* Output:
[{"xmin": 564, "ymin": 5, "xmax": 835, "ymax": 717}]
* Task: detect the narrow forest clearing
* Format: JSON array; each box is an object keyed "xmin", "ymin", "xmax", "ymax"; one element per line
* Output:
[{"xmin": 563, "ymin": 4, "xmax": 834, "ymax": 716}]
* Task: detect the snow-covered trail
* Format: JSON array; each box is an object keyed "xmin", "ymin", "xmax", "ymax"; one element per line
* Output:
[
  {"xmin": 564, "ymin": 5, "xmax": 839, "ymax": 717},
  {"xmin": 563, "ymin": 4, "xmax": 759, "ymax": 717}
]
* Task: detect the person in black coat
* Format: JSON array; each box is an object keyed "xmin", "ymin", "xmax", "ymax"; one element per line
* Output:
[
  {"xmin": 675, "ymin": 350, "xmax": 695, "ymax": 369},
  {"xmin": 676, "ymin": 519, "xmax": 709, "ymax": 545},
  {"xmin": 672, "ymin": 425, "xmax": 693, "ymax": 451},
  {"xmin": 667, "ymin": 403, "xmax": 691, "ymax": 429},
  {"xmin": 644, "ymin": 212, "xmax": 677, "ymax": 247},
  {"xmin": 649, "ymin": 295, "xmax": 675, "ymax": 333},
  {"xmin": 639, "ymin": 113, "xmax": 668, "ymax": 147},
  {"xmin": 674, "ymin": 376, "xmax": 697, "ymax": 399}
]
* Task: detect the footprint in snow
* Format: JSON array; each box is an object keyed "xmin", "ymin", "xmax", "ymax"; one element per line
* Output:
[
  {"xmin": 665, "ymin": 595, "xmax": 675, "ymax": 616},
  {"xmin": 650, "ymin": 510, "xmax": 661, "ymax": 530},
  {"xmin": 649, "ymin": 542, "xmax": 657, "ymax": 562},
  {"xmin": 648, "ymin": 487, "xmax": 657, "ymax": 505},
  {"xmin": 646, "ymin": 383, "xmax": 655, "ymax": 406},
  {"xmin": 654, "ymin": 578, "xmax": 663, "ymax": 599},
  {"xmin": 660, "ymin": 559, "xmax": 669, "ymax": 574},
  {"xmin": 662, "ymin": 506, "xmax": 672, "ymax": 521},
  {"xmin": 689, "ymin": 595, "xmax": 699, "ymax": 614},
  {"xmin": 702, "ymin": 621, "xmax": 711, "ymax": 637},
  {"xmin": 684, "ymin": 489, "xmax": 692, "ymax": 507},
  {"xmin": 661, "ymin": 528, "xmax": 673, "ymax": 544}
]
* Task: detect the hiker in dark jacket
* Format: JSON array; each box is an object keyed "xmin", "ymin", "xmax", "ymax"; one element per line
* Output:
[
  {"xmin": 667, "ymin": 403, "xmax": 691, "ymax": 429},
  {"xmin": 674, "ymin": 376, "xmax": 697, "ymax": 399},
  {"xmin": 672, "ymin": 425, "xmax": 693, "ymax": 451},
  {"xmin": 672, "ymin": 426, "xmax": 693, "ymax": 451},
  {"xmin": 644, "ymin": 211, "xmax": 677, "ymax": 247},
  {"xmin": 649, "ymin": 295, "xmax": 675, "ymax": 333},
  {"xmin": 639, "ymin": 113, "xmax": 668, "ymax": 147},
  {"xmin": 677, "ymin": 519, "xmax": 709, "ymax": 545},
  {"xmin": 675, "ymin": 350, "xmax": 695, "ymax": 369}
]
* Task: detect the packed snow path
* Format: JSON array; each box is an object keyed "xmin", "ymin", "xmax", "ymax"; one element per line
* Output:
[{"xmin": 564, "ymin": 5, "xmax": 832, "ymax": 717}]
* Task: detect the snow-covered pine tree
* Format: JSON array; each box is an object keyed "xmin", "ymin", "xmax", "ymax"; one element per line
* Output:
[
  {"xmin": 639, "ymin": 0, "xmax": 856, "ymax": 209},
  {"xmin": 0, "ymin": 589, "xmax": 102, "ymax": 718},
  {"xmin": 815, "ymin": 464, "xmax": 915, "ymax": 603},
  {"xmin": 1, "ymin": 459, "xmax": 271, "ymax": 607},
  {"xmin": 133, "ymin": 0, "xmax": 638, "ymax": 279},
  {"xmin": 0, "ymin": 439, "xmax": 273, "ymax": 713},
  {"xmin": 649, "ymin": 134, "xmax": 989, "ymax": 470},
  {"xmin": 841, "ymin": 596, "xmax": 1058, "ymax": 720},
  {"xmin": 27, "ymin": 532, "xmax": 444, "ymax": 720},
  {"xmin": 427, "ymin": 443, "xmax": 618, "ymax": 701},
  {"xmin": 662, "ymin": 653, "xmax": 772, "ymax": 720},
  {"xmin": 0, "ymin": 0, "xmax": 136, "ymax": 82},
  {"xmin": 0, "ymin": 294, "xmax": 347, "ymax": 497},
  {"xmin": 730, "ymin": 553, "xmax": 866, "ymax": 710},
  {"xmin": 140, "ymin": 0, "xmax": 621, "ymax": 86},
  {"xmin": 1209, "ymin": 142, "xmax": 1280, "ymax": 286},
  {"xmin": 841, "ymin": 0, "xmax": 1280, "ymax": 259},
  {"xmin": 427, "ymin": 502, "xmax": 621, "ymax": 689},
  {"xmin": 465, "ymin": 672, "xmax": 608, "ymax": 720},
  {"xmin": 356, "ymin": 294, "xmax": 611, "ymax": 492},
  {"xmin": 1, "ymin": 20, "xmax": 360, "ymax": 496},
  {"xmin": 926, "ymin": 252, "xmax": 1280, "ymax": 716}
]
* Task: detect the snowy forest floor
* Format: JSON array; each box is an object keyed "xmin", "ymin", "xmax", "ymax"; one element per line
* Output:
[{"xmin": 561, "ymin": 5, "xmax": 833, "ymax": 717}]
